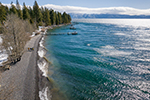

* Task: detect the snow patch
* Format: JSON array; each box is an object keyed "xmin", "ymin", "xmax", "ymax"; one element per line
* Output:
[
  {"xmin": 38, "ymin": 49, "xmax": 45, "ymax": 58},
  {"xmin": 0, "ymin": 37, "xmax": 2, "ymax": 44},
  {"xmin": 37, "ymin": 36, "xmax": 48, "ymax": 77},
  {"xmin": 38, "ymin": 59, "xmax": 48, "ymax": 77},
  {"xmin": 39, "ymin": 87, "xmax": 51, "ymax": 100},
  {"xmin": 39, "ymin": 37, "xmax": 44, "ymax": 47}
]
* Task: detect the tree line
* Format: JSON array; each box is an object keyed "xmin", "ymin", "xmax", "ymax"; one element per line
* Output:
[
  {"xmin": 0, "ymin": 0, "xmax": 71, "ymax": 65},
  {"xmin": 0, "ymin": 0, "xmax": 71, "ymax": 27}
]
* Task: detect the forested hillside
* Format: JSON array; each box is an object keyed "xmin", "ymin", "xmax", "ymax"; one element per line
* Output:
[
  {"xmin": 0, "ymin": 0, "xmax": 71, "ymax": 27},
  {"xmin": 0, "ymin": 0, "xmax": 71, "ymax": 66}
]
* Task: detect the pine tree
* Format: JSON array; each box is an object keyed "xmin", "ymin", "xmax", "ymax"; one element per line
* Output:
[
  {"xmin": 10, "ymin": 2, "xmax": 17, "ymax": 14},
  {"xmin": 41, "ymin": 6, "xmax": 45, "ymax": 22},
  {"xmin": 62, "ymin": 12, "xmax": 68, "ymax": 24},
  {"xmin": 33, "ymin": 1, "xmax": 42, "ymax": 26},
  {"xmin": 16, "ymin": 0, "xmax": 20, "ymax": 10},
  {"xmin": 5, "ymin": 6, "xmax": 9, "ymax": 14},
  {"xmin": 0, "ymin": 1, "xmax": 71, "ymax": 27},
  {"xmin": 0, "ymin": 3, "xmax": 7, "ymax": 24},
  {"xmin": 50, "ymin": 10, "xmax": 56, "ymax": 25},
  {"xmin": 58, "ymin": 12, "xmax": 62, "ymax": 24},
  {"xmin": 67, "ymin": 14, "xmax": 71, "ymax": 23},
  {"xmin": 44, "ymin": 8, "xmax": 51, "ymax": 26},
  {"xmin": 29, "ymin": 7, "xmax": 34, "ymax": 24},
  {"xmin": 16, "ymin": 0, "xmax": 23, "ymax": 19},
  {"xmin": 55, "ymin": 12, "xmax": 59, "ymax": 25},
  {"xmin": 23, "ymin": 2, "xmax": 30, "ymax": 20}
]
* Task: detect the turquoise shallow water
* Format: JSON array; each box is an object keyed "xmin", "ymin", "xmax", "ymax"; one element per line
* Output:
[{"xmin": 45, "ymin": 19, "xmax": 150, "ymax": 100}]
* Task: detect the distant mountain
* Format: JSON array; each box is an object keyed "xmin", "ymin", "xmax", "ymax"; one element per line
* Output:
[{"xmin": 70, "ymin": 13, "xmax": 150, "ymax": 19}]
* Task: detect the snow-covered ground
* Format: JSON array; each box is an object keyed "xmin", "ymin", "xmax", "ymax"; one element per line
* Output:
[
  {"xmin": 0, "ymin": 27, "xmax": 45, "ymax": 66},
  {"xmin": 0, "ymin": 36, "xmax": 8, "ymax": 66}
]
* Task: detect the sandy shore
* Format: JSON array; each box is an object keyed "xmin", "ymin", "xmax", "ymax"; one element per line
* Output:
[{"xmin": 0, "ymin": 34, "xmax": 43, "ymax": 100}]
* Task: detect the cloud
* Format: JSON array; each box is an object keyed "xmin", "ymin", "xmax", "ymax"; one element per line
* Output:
[
  {"xmin": 43, "ymin": 4, "xmax": 150, "ymax": 15},
  {"xmin": 3, "ymin": 3, "xmax": 150, "ymax": 15}
]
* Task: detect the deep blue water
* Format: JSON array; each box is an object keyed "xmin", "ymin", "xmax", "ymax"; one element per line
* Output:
[{"xmin": 45, "ymin": 19, "xmax": 150, "ymax": 100}]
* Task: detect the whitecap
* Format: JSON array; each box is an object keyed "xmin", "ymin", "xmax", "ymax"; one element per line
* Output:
[
  {"xmin": 134, "ymin": 47, "xmax": 150, "ymax": 51},
  {"xmin": 114, "ymin": 33, "xmax": 126, "ymax": 36},
  {"xmin": 101, "ymin": 45, "xmax": 115, "ymax": 49},
  {"xmin": 94, "ymin": 45, "xmax": 132, "ymax": 56},
  {"xmin": 137, "ymin": 38, "xmax": 150, "ymax": 42},
  {"xmin": 87, "ymin": 44, "xmax": 91, "ymax": 46}
]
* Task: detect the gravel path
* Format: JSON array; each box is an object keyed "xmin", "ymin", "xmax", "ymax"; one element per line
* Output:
[{"xmin": 0, "ymin": 34, "xmax": 42, "ymax": 100}]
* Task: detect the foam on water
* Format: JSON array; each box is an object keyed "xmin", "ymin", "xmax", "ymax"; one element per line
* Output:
[
  {"xmin": 94, "ymin": 45, "xmax": 132, "ymax": 56},
  {"xmin": 114, "ymin": 33, "xmax": 126, "ymax": 36}
]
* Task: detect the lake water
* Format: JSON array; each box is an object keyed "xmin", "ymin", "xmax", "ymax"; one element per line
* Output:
[{"xmin": 44, "ymin": 19, "xmax": 150, "ymax": 99}]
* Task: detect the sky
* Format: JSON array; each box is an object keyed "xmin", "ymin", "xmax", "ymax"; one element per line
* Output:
[
  {"xmin": 1, "ymin": 0, "xmax": 150, "ymax": 9},
  {"xmin": 1, "ymin": 0, "xmax": 150, "ymax": 15}
]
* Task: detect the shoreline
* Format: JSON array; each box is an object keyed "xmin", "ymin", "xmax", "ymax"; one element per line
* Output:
[
  {"xmin": 0, "ymin": 24, "xmax": 70, "ymax": 100},
  {"xmin": 37, "ymin": 24, "xmax": 70, "ymax": 100}
]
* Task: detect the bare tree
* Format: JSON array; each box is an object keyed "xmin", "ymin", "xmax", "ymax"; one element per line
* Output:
[
  {"xmin": 0, "ymin": 14, "xmax": 34, "ymax": 100},
  {"xmin": 23, "ymin": 20, "xmax": 35, "ymax": 35},
  {"xmin": 2, "ymin": 14, "xmax": 30, "ymax": 63}
]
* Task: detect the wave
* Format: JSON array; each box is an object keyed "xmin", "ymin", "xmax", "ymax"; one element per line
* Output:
[
  {"xmin": 114, "ymin": 33, "xmax": 126, "ymax": 36},
  {"xmin": 94, "ymin": 45, "xmax": 132, "ymax": 56}
]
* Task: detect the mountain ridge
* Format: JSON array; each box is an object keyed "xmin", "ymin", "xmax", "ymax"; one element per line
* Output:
[{"xmin": 70, "ymin": 13, "xmax": 150, "ymax": 19}]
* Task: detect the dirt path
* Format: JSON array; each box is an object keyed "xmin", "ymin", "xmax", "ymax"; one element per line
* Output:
[{"xmin": 0, "ymin": 34, "xmax": 42, "ymax": 100}]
